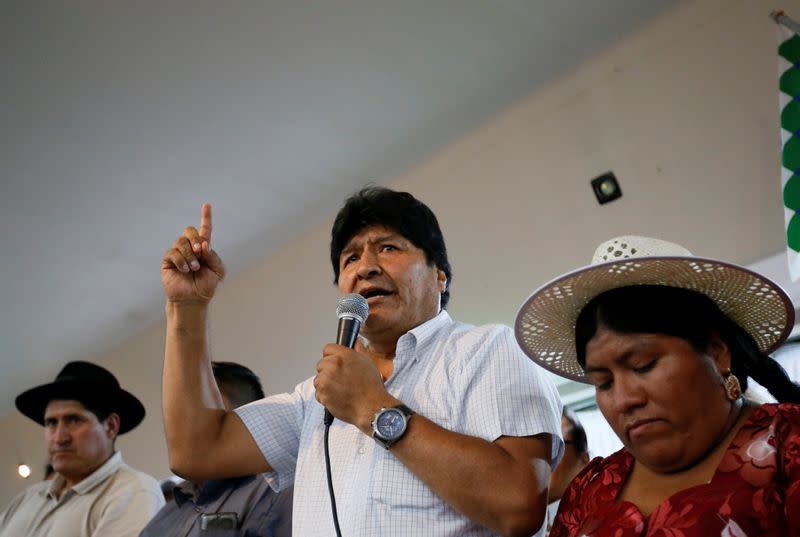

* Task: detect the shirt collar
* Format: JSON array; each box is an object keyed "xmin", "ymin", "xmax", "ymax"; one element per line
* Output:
[
  {"xmin": 45, "ymin": 452, "xmax": 123, "ymax": 499},
  {"xmin": 44, "ymin": 476, "xmax": 64, "ymax": 499},
  {"xmin": 397, "ymin": 309, "xmax": 452, "ymax": 357},
  {"xmin": 174, "ymin": 476, "xmax": 256, "ymax": 506},
  {"xmin": 173, "ymin": 480, "xmax": 198, "ymax": 506}
]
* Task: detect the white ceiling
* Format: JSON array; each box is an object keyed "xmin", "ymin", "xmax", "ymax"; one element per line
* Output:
[{"xmin": 0, "ymin": 1, "xmax": 678, "ymax": 414}]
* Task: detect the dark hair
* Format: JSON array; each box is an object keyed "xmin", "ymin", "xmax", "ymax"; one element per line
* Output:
[
  {"xmin": 78, "ymin": 399, "xmax": 113, "ymax": 424},
  {"xmin": 212, "ymin": 361, "xmax": 265, "ymax": 408},
  {"xmin": 575, "ymin": 285, "xmax": 800, "ymax": 404},
  {"xmin": 563, "ymin": 408, "xmax": 588, "ymax": 455},
  {"xmin": 329, "ymin": 186, "xmax": 453, "ymax": 309}
]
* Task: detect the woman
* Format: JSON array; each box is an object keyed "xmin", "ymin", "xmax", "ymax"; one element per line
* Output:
[{"xmin": 515, "ymin": 236, "xmax": 800, "ymax": 536}]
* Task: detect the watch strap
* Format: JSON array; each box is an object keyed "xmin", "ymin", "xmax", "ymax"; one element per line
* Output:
[{"xmin": 393, "ymin": 404, "xmax": 414, "ymax": 418}]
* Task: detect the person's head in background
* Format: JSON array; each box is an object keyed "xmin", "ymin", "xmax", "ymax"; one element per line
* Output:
[
  {"xmin": 211, "ymin": 361, "xmax": 265, "ymax": 410},
  {"xmin": 157, "ymin": 362, "xmax": 265, "ymax": 495},
  {"xmin": 548, "ymin": 408, "xmax": 589, "ymax": 503},
  {"xmin": 44, "ymin": 400, "xmax": 120, "ymax": 489},
  {"xmin": 14, "ymin": 361, "xmax": 146, "ymax": 490}
]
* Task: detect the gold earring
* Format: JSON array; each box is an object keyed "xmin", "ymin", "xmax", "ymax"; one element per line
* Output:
[{"xmin": 724, "ymin": 371, "xmax": 742, "ymax": 401}]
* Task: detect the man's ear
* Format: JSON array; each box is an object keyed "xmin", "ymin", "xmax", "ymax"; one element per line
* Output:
[
  {"xmin": 436, "ymin": 269, "xmax": 447, "ymax": 294},
  {"xmin": 104, "ymin": 413, "xmax": 121, "ymax": 440},
  {"xmin": 706, "ymin": 331, "xmax": 732, "ymax": 373}
]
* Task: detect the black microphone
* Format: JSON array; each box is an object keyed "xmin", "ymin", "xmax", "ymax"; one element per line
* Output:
[{"xmin": 324, "ymin": 293, "xmax": 369, "ymax": 425}]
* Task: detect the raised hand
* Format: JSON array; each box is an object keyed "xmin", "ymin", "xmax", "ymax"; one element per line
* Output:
[{"xmin": 161, "ymin": 203, "xmax": 226, "ymax": 304}]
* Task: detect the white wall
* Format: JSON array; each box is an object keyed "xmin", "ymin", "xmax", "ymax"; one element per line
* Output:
[{"xmin": 2, "ymin": 0, "xmax": 796, "ymax": 503}]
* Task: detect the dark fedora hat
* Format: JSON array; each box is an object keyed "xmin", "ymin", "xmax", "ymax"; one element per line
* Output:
[{"xmin": 15, "ymin": 361, "xmax": 145, "ymax": 434}]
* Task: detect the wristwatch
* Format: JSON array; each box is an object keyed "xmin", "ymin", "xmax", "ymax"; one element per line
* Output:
[{"xmin": 371, "ymin": 404, "xmax": 415, "ymax": 449}]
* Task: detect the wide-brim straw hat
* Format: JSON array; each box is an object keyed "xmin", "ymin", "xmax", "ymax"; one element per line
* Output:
[
  {"xmin": 15, "ymin": 360, "xmax": 145, "ymax": 434},
  {"xmin": 514, "ymin": 236, "xmax": 796, "ymax": 384}
]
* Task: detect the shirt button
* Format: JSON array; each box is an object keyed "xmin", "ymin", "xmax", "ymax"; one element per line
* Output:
[{"xmin": 358, "ymin": 446, "xmax": 366, "ymax": 454}]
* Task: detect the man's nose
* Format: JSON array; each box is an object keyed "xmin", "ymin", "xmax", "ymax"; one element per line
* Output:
[
  {"xmin": 53, "ymin": 422, "xmax": 71, "ymax": 444},
  {"xmin": 355, "ymin": 250, "xmax": 381, "ymax": 278}
]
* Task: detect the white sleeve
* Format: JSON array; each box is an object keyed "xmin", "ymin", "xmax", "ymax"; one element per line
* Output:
[
  {"xmin": 235, "ymin": 378, "xmax": 314, "ymax": 491},
  {"xmin": 454, "ymin": 325, "xmax": 564, "ymax": 468}
]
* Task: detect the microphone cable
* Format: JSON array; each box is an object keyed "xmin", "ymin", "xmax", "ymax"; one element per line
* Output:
[
  {"xmin": 324, "ymin": 415, "xmax": 343, "ymax": 537},
  {"xmin": 323, "ymin": 293, "xmax": 368, "ymax": 537}
]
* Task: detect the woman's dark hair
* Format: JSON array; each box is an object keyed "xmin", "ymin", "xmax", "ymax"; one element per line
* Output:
[
  {"xmin": 575, "ymin": 285, "xmax": 800, "ymax": 404},
  {"xmin": 330, "ymin": 186, "xmax": 453, "ymax": 308}
]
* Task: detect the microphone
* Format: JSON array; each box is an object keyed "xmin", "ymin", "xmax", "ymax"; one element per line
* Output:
[{"xmin": 324, "ymin": 293, "xmax": 369, "ymax": 425}]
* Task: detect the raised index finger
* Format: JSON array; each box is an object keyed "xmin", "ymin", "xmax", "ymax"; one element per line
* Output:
[{"xmin": 199, "ymin": 203, "xmax": 213, "ymax": 243}]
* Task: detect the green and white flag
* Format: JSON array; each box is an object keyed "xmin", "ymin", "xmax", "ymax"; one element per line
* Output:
[{"xmin": 778, "ymin": 12, "xmax": 800, "ymax": 281}]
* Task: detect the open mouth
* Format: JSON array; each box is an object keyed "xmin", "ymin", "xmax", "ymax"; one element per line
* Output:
[{"xmin": 361, "ymin": 289, "xmax": 392, "ymax": 300}]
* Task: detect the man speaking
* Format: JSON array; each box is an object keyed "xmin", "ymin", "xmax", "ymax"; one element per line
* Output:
[{"xmin": 160, "ymin": 187, "xmax": 562, "ymax": 536}]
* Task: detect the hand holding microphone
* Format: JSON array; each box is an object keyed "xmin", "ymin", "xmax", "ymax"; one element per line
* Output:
[
  {"xmin": 319, "ymin": 294, "xmax": 370, "ymax": 536},
  {"xmin": 314, "ymin": 293, "xmax": 372, "ymax": 425}
]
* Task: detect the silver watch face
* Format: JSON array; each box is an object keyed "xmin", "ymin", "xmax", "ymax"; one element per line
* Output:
[{"xmin": 376, "ymin": 408, "xmax": 407, "ymax": 440}]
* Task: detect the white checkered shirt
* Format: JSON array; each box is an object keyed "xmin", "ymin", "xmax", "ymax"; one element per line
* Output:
[{"xmin": 236, "ymin": 310, "xmax": 564, "ymax": 536}]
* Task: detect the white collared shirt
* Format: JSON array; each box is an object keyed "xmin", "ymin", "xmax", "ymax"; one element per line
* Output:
[{"xmin": 237, "ymin": 310, "xmax": 564, "ymax": 536}]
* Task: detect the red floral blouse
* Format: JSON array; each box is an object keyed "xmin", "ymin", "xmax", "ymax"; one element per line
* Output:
[{"xmin": 550, "ymin": 403, "xmax": 800, "ymax": 537}]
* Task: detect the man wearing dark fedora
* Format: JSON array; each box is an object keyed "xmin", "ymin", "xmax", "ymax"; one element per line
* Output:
[{"xmin": 0, "ymin": 361, "xmax": 165, "ymax": 537}]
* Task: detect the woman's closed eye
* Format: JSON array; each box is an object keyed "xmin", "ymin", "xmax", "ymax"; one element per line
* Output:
[
  {"xmin": 633, "ymin": 359, "xmax": 657, "ymax": 374},
  {"xmin": 590, "ymin": 375, "xmax": 613, "ymax": 391}
]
